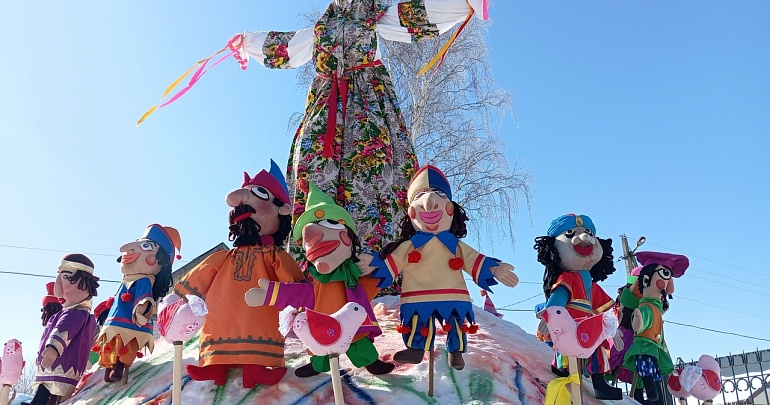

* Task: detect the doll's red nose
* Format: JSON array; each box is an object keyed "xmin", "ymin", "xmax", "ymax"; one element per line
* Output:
[{"xmin": 302, "ymin": 224, "xmax": 324, "ymax": 246}]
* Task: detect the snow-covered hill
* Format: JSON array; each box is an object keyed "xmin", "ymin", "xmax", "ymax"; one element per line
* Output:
[{"xmin": 63, "ymin": 296, "xmax": 636, "ymax": 404}]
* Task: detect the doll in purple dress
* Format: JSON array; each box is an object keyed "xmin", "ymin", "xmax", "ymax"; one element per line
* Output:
[{"xmin": 24, "ymin": 254, "xmax": 99, "ymax": 405}]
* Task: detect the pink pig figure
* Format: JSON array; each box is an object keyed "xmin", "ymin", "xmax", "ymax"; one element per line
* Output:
[
  {"xmin": 541, "ymin": 305, "xmax": 618, "ymax": 359},
  {"xmin": 0, "ymin": 339, "xmax": 24, "ymax": 386},
  {"xmin": 157, "ymin": 294, "xmax": 208, "ymax": 343}
]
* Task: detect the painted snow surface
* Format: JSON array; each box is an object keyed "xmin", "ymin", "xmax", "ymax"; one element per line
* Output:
[{"xmin": 63, "ymin": 296, "xmax": 636, "ymax": 404}]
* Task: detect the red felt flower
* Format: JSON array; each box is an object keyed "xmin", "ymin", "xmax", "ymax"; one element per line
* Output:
[
  {"xmin": 121, "ymin": 292, "xmax": 134, "ymax": 302},
  {"xmin": 448, "ymin": 257, "xmax": 464, "ymax": 270},
  {"xmin": 396, "ymin": 325, "xmax": 411, "ymax": 334},
  {"xmin": 442, "ymin": 323, "xmax": 453, "ymax": 332},
  {"xmin": 119, "ymin": 347, "xmax": 128, "ymax": 355},
  {"xmin": 408, "ymin": 250, "xmax": 422, "ymax": 263}
]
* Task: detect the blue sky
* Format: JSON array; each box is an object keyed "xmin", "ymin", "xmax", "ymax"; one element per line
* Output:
[{"xmin": 1, "ymin": 0, "xmax": 768, "ymax": 369}]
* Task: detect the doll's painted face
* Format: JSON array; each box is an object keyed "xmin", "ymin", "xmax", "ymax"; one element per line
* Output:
[
  {"xmin": 408, "ymin": 188, "xmax": 454, "ymax": 234},
  {"xmin": 553, "ymin": 226, "xmax": 603, "ymax": 271},
  {"xmin": 226, "ymin": 184, "xmax": 291, "ymax": 237},
  {"xmin": 641, "ymin": 265, "xmax": 675, "ymax": 298},
  {"xmin": 301, "ymin": 220, "xmax": 353, "ymax": 274},
  {"xmin": 120, "ymin": 239, "xmax": 162, "ymax": 277},
  {"xmin": 54, "ymin": 269, "xmax": 92, "ymax": 305}
]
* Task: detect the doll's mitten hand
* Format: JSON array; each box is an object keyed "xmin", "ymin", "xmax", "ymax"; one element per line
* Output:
[
  {"xmin": 631, "ymin": 308, "xmax": 643, "ymax": 333},
  {"xmin": 40, "ymin": 346, "xmax": 59, "ymax": 370},
  {"xmin": 537, "ymin": 318, "xmax": 550, "ymax": 336},
  {"xmin": 244, "ymin": 279, "xmax": 271, "ymax": 307},
  {"xmin": 491, "ymin": 263, "xmax": 519, "ymax": 287},
  {"xmin": 356, "ymin": 253, "xmax": 375, "ymax": 276},
  {"xmin": 612, "ymin": 328, "xmax": 624, "ymax": 351},
  {"xmin": 135, "ymin": 313, "xmax": 149, "ymax": 326}
]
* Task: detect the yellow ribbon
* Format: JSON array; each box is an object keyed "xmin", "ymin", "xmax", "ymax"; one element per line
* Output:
[
  {"xmin": 544, "ymin": 373, "xmax": 581, "ymax": 405},
  {"xmin": 418, "ymin": 3, "xmax": 474, "ymax": 76}
]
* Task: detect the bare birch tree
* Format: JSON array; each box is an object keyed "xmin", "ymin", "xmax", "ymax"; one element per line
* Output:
[{"xmin": 293, "ymin": 5, "xmax": 532, "ymax": 249}]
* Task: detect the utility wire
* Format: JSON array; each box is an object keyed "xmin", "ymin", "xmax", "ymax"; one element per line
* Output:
[
  {"xmin": 687, "ymin": 274, "xmax": 770, "ymax": 297},
  {"xmin": 646, "ymin": 242, "xmax": 768, "ymax": 279},
  {"xmin": 666, "ymin": 320, "xmax": 770, "ymax": 343},
  {"xmin": 0, "ymin": 243, "xmax": 190, "ymax": 263},
  {"xmin": 677, "ymin": 296, "xmax": 770, "ymax": 321},
  {"xmin": 0, "ymin": 270, "xmax": 121, "ymax": 284},
  {"xmin": 496, "ymin": 292, "xmax": 543, "ymax": 310}
]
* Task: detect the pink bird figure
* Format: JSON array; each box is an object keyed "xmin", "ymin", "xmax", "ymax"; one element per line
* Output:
[
  {"xmin": 667, "ymin": 368, "xmax": 691, "ymax": 399},
  {"xmin": 279, "ymin": 302, "xmax": 367, "ymax": 356},
  {"xmin": 541, "ymin": 306, "xmax": 618, "ymax": 359},
  {"xmin": 681, "ymin": 355, "xmax": 721, "ymax": 401},
  {"xmin": 0, "ymin": 339, "xmax": 24, "ymax": 386},
  {"xmin": 157, "ymin": 294, "xmax": 208, "ymax": 343}
]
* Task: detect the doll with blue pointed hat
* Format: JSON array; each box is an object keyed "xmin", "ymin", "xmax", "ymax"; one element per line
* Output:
[
  {"xmin": 245, "ymin": 181, "xmax": 395, "ymax": 377},
  {"xmin": 95, "ymin": 225, "xmax": 180, "ymax": 383},
  {"xmin": 535, "ymin": 213, "xmax": 623, "ymax": 400},
  {"xmin": 175, "ymin": 160, "xmax": 305, "ymax": 388},
  {"xmin": 359, "ymin": 165, "xmax": 519, "ymax": 371}
]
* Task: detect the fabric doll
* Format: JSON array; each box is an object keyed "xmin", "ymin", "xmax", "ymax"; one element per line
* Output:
[
  {"xmin": 535, "ymin": 214, "xmax": 622, "ymax": 400},
  {"xmin": 244, "ymin": 181, "xmax": 394, "ymax": 377},
  {"xmin": 622, "ymin": 253, "xmax": 687, "ymax": 403},
  {"xmin": 24, "ymin": 254, "xmax": 99, "ymax": 405},
  {"xmin": 219, "ymin": 0, "xmax": 491, "ymax": 267},
  {"xmin": 40, "ymin": 282, "xmax": 64, "ymax": 327},
  {"xmin": 95, "ymin": 225, "xmax": 181, "ymax": 383},
  {"xmin": 361, "ymin": 165, "xmax": 519, "ymax": 370},
  {"xmin": 175, "ymin": 161, "xmax": 305, "ymax": 388}
]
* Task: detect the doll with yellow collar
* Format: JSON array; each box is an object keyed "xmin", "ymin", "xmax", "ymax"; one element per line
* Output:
[
  {"xmin": 535, "ymin": 214, "xmax": 622, "ymax": 400},
  {"xmin": 244, "ymin": 181, "xmax": 394, "ymax": 378},
  {"xmin": 360, "ymin": 165, "xmax": 519, "ymax": 370},
  {"xmin": 621, "ymin": 252, "xmax": 686, "ymax": 403},
  {"xmin": 175, "ymin": 161, "xmax": 305, "ymax": 388},
  {"xmin": 95, "ymin": 224, "xmax": 181, "ymax": 383},
  {"xmin": 24, "ymin": 254, "xmax": 99, "ymax": 405}
]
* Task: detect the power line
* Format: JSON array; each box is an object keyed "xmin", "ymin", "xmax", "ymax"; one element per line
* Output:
[
  {"xmin": 645, "ymin": 242, "xmax": 768, "ymax": 279},
  {"xmin": 677, "ymin": 295, "xmax": 770, "ymax": 321},
  {"xmin": 0, "ymin": 244, "xmax": 190, "ymax": 263},
  {"xmin": 687, "ymin": 274, "xmax": 770, "ymax": 297},
  {"xmin": 666, "ymin": 320, "xmax": 770, "ymax": 343},
  {"xmin": 497, "ymin": 292, "xmax": 543, "ymax": 310},
  {"xmin": 0, "ymin": 270, "xmax": 121, "ymax": 284}
]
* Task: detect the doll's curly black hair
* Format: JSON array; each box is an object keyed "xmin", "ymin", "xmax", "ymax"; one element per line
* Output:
[
  {"xmin": 534, "ymin": 236, "xmax": 616, "ymax": 299},
  {"xmin": 228, "ymin": 199, "xmax": 292, "ymax": 247}
]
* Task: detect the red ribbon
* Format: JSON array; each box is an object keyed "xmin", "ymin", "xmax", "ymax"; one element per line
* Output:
[{"xmin": 321, "ymin": 60, "xmax": 383, "ymax": 158}]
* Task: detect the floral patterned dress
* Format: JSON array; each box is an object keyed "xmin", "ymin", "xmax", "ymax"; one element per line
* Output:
[{"xmin": 238, "ymin": 0, "xmax": 489, "ymax": 268}]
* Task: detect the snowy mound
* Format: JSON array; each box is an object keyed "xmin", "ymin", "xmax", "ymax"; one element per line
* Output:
[{"xmin": 64, "ymin": 296, "xmax": 636, "ymax": 404}]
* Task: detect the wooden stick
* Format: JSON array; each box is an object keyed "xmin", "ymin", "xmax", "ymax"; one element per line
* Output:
[
  {"xmin": 173, "ymin": 341, "xmax": 183, "ymax": 405},
  {"xmin": 122, "ymin": 365, "xmax": 130, "ymax": 385},
  {"xmin": 329, "ymin": 354, "xmax": 345, "ymax": 405},
  {"xmin": 428, "ymin": 349, "xmax": 435, "ymax": 397},
  {"xmin": 567, "ymin": 357, "xmax": 583, "ymax": 405},
  {"xmin": 0, "ymin": 385, "xmax": 11, "ymax": 405}
]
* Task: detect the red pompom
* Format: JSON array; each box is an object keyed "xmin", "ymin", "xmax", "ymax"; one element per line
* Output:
[
  {"xmin": 420, "ymin": 327, "xmax": 430, "ymax": 337},
  {"xmin": 396, "ymin": 325, "xmax": 411, "ymax": 334},
  {"xmin": 442, "ymin": 323, "xmax": 453, "ymax": 332},
  {"xmin": 119, "ymin": 347, "xmax": 128, "ymax": 355},
  {"xmin": 175, "ymin": 254, "xmax": 182, "ymax": 260},
  {"xmin": 136, "ymin": 352, "xmax": 144, "ymax": 359},
  {"xmin": 448, "ymin": 257, "xmax": 464, "ymax": 270},
  {"xmin": 408, "ymin": 250, "xmax": 422, "ymax": 263},
  {"xmin": 469, "ymin": 324, "xmax": 479, "ymax": 334},
  {"xmin": 91, "ymin": 345, "xmax": 101, "ymax": 353},
  {"xmin": 94, "ymin": 297, "xmax": 115, "ymax": 318},
  {"xmin": 104, "ymin": 345, "xmax": 113, "ymax": 352},
  {"xmin": 121, "ymin": 292, "xmax": 134, "ymax": 302},
  {"xmin": 460, "ymin": 324, "xmax": 470, "ymax": 333}
]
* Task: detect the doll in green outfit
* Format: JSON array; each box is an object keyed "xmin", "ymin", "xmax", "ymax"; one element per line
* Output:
[{"xmin": 622, "ymin": 252, "xmax": 686, "ymax": 403}]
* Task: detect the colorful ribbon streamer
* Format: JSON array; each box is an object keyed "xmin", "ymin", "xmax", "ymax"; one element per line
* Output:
[
  {"xmin": 544, "ymin": 373, "xmax": 581, "ymax": 405},
  {"xmin": 136, "ymin": 34, "xmax": 245, "ymax": 126},
  {"xmin": 418, "ymin": 2, "xmax": 476, "ymax": 76}
]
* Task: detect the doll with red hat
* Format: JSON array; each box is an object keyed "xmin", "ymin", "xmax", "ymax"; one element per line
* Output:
[
  {"xmin": 621, "ymin": 252, "xmax": 688, "ymax": 403},
  {"xmin": 24, "ymin": 254, "xmax": 99, "ymax": 405},
  {"xmin": 40, "ymin": 282, "xmax": 64, "ymax": 327},
  {"xmin": 361, "ymin": 165, "xmax": 519, "ymax": 370},
  {"xmin": 94, "ymin": 224, "xmax": 181, "ymax": 383},
  {"xmin": 244, "ymin": 181, "xmax": 394, "ymax": 378},
  {"xmin": 535, "ymin": 214, "xmax": 623, "ymax": 400},
  {"xmin": 174, "ymin": 160, "xmax": 305, "ymax": 388}
]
